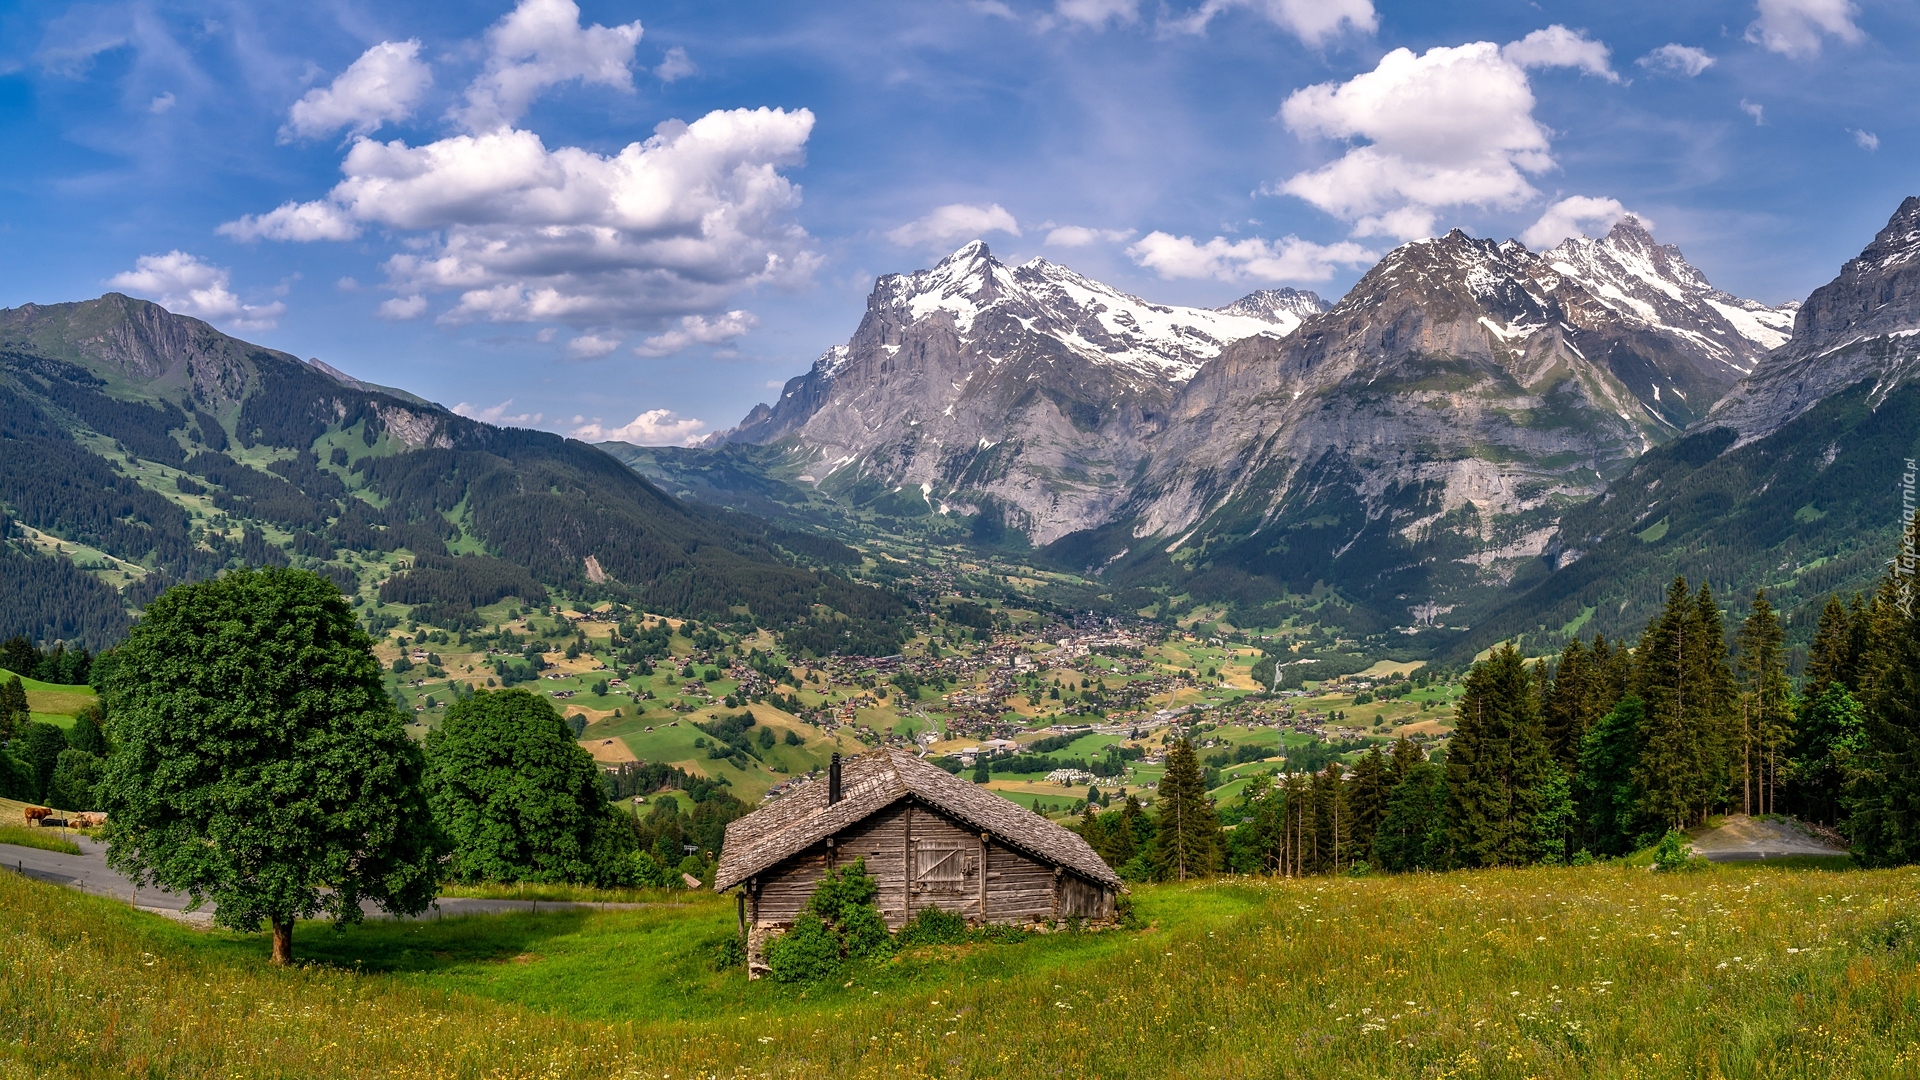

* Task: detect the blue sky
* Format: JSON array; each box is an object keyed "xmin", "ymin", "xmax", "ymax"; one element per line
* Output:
[{"xmin": 1, "ymin": 0, "xmax": 1913, "ymax": 444}]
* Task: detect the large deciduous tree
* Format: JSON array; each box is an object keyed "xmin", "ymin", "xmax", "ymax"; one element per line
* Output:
[
  {"xmin": 99, "ymin": 568, "xmax": 441, "ymax": 964},
  {"xmin": 423, "ymin": 687, "xmax": 636, "ymax": 885}
]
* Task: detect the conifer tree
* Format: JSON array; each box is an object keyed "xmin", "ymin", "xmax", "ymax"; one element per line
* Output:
[
  {"xmin": 1389, "ymin": 734, "xmax": 1423, "ymax": 783},
  {"xmin": 1805, "ymin": 595, "xmax": 1862, "ymax": 694},
  {"xmin": 1149, "ymin": 738, "xmax": 1220, "ymax": 880},
  {"xmin": 1346, "ymin": 744, "xmax": 1391, "ymax": 863},
  {"xmin": 1543, "ymin": 638, "xmax": 1591, "ymax": 770},
  {"xmin": 1847, "ymin": 516, "xmax": 1920, "ymax": 866},
  {"xmin": 1632, "ymin": 579, "xmax": 1733, "ymax": 829},
  {"xmin": 1734, "ymin": 590, "xmax": 1793, "ymax": 816},
  {"xmin": 1445, "ymin": 643, "xmax": 1553, "ymax": 867},
  {"xmin": 1375, "ymin": 761, "xmax": 1447, "ymax": 871},
  {"xmin": 1311, "ymin": 763, "xmax": 1345, "ymax": 872}
]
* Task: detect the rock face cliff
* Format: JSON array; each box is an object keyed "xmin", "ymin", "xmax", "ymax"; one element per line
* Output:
[
  {"xmin": 1704, "ymin": 196, "xmax": 1920, "ymax": 445},
  {"xmin": 714, "ymin": 220, "xmax": 1795, "ymax": 621},
  {"xmin": 713, "ymin": 241, "xmax": 1324, "ymax": 541},
  {"xmin": 1107, "ymin": 221, "xmax": 1794, "ymax": 611}
]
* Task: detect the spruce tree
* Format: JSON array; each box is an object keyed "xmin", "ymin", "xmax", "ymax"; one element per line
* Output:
[
  {"xmin": 1632, "ymin": 579, "xmax": 1733, "ymax": 829},
  {"xmin": 1375, "ymin": 761, "xmax": 1447, "ymax": 872},
  {"xmin": 1805, "ymin": 595, "xmax": 1860, "ymax": 694},
  {"xmin": 1847, "ymin": 516, "xmax": 1920, "ymax": 866},
  {"xmin": 1445, "ymin": 643, "xmax": 1553, "ymax": 867},
  {"xmin": 1389, "ymin": 734, "xmax": 1423, "ymax": 783},
  {"xmin": 1734, "ymin": 591, "xmax": 1793, "ymax": 816},
  {"xmin": 1149, "ymin": 738, "xmax": 1220, "ymax": 880},
  {"xmin": 1346, "ymin": 744, "xmax": 1391, "ymax": 863},
  {"xmin": 1543, "ymin": 638, "xmax": 1591, "ymax": 770}
]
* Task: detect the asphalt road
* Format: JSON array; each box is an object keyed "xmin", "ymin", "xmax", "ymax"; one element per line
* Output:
[{"xmin": 2, "ymin": 837, "xmax": 667, "ymax": 921}]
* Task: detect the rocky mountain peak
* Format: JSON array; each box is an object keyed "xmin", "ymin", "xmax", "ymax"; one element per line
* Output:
[
  {"xmin": 1216, "ymin": 287, "xmax": 1329, "ymax": 322},
  {"xmin": 1707, "ymin": 195, "xmax": 1920, "ymax": 444}
]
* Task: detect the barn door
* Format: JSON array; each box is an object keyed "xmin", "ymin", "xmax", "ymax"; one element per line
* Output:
[{"xmin": 913, "ymin": 843, "xmax": 969, "ymax": 896}]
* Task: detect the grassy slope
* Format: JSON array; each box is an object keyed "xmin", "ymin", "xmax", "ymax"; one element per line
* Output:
[
  {"xmin": 0, "ymin": 668, "xmax": 94, "ymax": 728},
  {"xmin": 9, "ymin": 861, "xmax": 1920, "ymax": 1078}
]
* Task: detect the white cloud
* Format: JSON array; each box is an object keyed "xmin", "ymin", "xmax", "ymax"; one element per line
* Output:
[
  {"xmin": 1746, "ymin": 0, "xmax": 1864, "ymax": 59},
  {"xmin": 1852, "ymin": 128, "xmax": 1879, "ymax": 151},
  {"xmin": 1172, "ymin": 0, "xmax": 1376, "ymax": 45},
  {"xmin": 282, "ymin": 40, "xmax": 432, "ymax": 142},
  {"xmin": 1502, "ymin": 26, "xmax": 1618, "ymax": 82},
  {"xmin": 218, "ymin": 200, "xmax": 361, "ymax": 242},
  {"xmin": 633, "ymin": 310, "xmax": 759, "ymax": 356},
  {"xmin": 1045, "ymin": 225, "xmax": 1136, "ymax": 247},
  {"xmin": 106, "ymin": 251, "xmax": 285, "ymax": 330},
  {"xmin": 886, "ymin": 203, "xmax": 1020, "ymax": 247},
  {"xmin": 1127, "ymin": 232, "xmax": 1376, "ymax": 283},
  {"xmin": 149, "ymin": 92, "xmax": 175, "ymax": 113},
  {"xmin": 458, "ymin": 0, "xmax": 644, "ymax": 132},
  {"xmin": 1275, "ymin": 30, "xmax": 1616, "ymax": 241},
  {"xmin": 453, "ymin": 399, "xmax": 543, "ymax": 426},
  {"xmin": 1637, "ymin": 44, "xmax": 1715, "ymax": 77},
  {"xmin": 378, "ymin": 295, "xmax": 428, "ymax": 320},
  {"xmin": 1740, "ymin": 98, "xmax": 1766, "ymax": 124},
  {"xmin": 569, "ymin": 408, "xmax": 706, "ymax": 445},
  {"xmin": 654, "ymin": 45, "xmax": 696, "ymax": 82},
  {"xmin": 1056, "ymin": 0, "xmax": 1140, "ymax": 27},
  {"xmin": 1520, "ymin": 196, "xmax": 1639, "ymax": 249},
  {"xmin": 566, "ymin": 332, "xmax": 621, "ymax": 358},
  {"xmin": 224, "ymin": 107, "xmax": 817, "ymax": 325}
]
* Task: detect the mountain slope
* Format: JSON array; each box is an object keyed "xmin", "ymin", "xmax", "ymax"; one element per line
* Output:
[
  {"xmin": 1460, "ymin": 196, "xmax": 1920, "ymax": 657},
  {"xmin": 0, "ymin": 295, "xmax": 904, "ymax": 650},
  {"xmin": 1066, "ymin": 220, "xmax": 1784, "ymax": 631},
  {"xmin": 713, "ymin": 241, "xmax": 1324, "ymax": 542}
]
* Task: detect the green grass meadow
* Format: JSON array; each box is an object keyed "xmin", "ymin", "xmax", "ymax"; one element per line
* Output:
[{"xmin": 8, "ymin": 858, "xmax": 1920, "ymax": 1078}]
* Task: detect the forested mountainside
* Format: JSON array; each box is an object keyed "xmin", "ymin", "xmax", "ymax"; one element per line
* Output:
[
  {"xmin": 1457, "ymin": 197, "xmax": 1920, "ymax": 661},
  {"xmin": 0, "ymin": 295, "xmax": 906, "ymax": 652}
]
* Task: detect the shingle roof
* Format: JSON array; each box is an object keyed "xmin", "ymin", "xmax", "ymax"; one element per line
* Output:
[{"xmin": 715, "ymin": 748, "xmax": 1122, "ymax": 892}]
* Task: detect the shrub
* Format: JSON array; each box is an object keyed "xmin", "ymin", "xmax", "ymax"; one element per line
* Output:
[
  {"xmin": 897, "ymin": 905, "xmax": 969, "ymax": 947},
  {"xmin": 1651, "ymin": 830, "xmax": 1704, "ymax": 873},
  {"xmin": 764, "ymin": 858, "xmax": 892, "ymax": 982}
]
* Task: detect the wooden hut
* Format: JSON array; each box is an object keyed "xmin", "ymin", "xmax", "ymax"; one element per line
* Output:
[{"xmin": 716, "ymin": 748, "xmax": 1123, "ymax": 974}]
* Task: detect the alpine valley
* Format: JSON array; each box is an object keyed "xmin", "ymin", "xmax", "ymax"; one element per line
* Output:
[{"xmin": 8, "ymin": 199, "xmax": 1920, "ymax": 664}]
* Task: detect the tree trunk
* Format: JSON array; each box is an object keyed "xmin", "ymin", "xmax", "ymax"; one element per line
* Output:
[{"xmin": 271, "ymin": 917, "xmax": 293, "ymax": 965}]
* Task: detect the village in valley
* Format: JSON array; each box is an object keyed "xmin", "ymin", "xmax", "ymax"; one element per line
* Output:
[{"xmin": 361, "ymin": 540, "xmax": 1466, "ymax": 837}]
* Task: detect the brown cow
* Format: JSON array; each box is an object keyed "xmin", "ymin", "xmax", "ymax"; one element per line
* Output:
[
  {"xmin": 22, "ymin": 807, "xmax": 52, "ymax": 827},
  {"xmin": 70, "ymin": 812, "xmax": 108, "ymax": 829}
]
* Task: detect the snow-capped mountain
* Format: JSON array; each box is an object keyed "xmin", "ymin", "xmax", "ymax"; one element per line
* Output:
[
  {"xmin": 713, "ymin": 241, "xmax": 1325, "ymax": 540},
  {"xmin": 1705, "ymin": 196, "xmax": 1920, "ymax": 444},
  {"xmin": 1544, "ymin": 216, "xmax": 1796, "ymax": 376}
]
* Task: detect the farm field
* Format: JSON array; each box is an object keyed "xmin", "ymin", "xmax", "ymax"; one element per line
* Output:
[
  {"xmin": 0, "ymin": 668, "xmax": 95, "ymax": 729},
  {"xmin": 6, "ymin": 859, "xmax": 1920, "ymax": 1078}
]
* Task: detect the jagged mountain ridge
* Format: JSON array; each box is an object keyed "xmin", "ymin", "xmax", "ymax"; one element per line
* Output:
[
  {"xmin": 713, "ymin": 241, "xmax": 1326, "ymax": 542},
  {"xmin": 0, "ymin": 294, "xmax": 905, "ymax": 649},
  {"xmin": 1458, "ymin": 195, "xmax": 1920, "ymax": 658}
]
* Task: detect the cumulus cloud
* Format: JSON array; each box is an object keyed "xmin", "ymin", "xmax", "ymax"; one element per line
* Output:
[
  {"xmin": 107, "ymin": 251, "xmax": 286, "ymax": 330},
  {"xmin": 887, "ymin": 203, "xmax": 1020, "ymax": 247},
  {"xmin": 453, "ymin": 399, "xmax": 543, "ymax": 426},
  {"xmin": 1274, "ymin": 29, "xmax": 1616, "ymax": 241},
  {"xmin": 281, "ymin": 40, "xmax": 432, "ymax": 141},
  {"xmin": 1852, "ymin": 128, "xmax": 1879, "ymax": 151},
  {"xmin": 378, "ymin": 295, "xmax": 428, "ymax": 320},
  {"xmin": 633, "ymin": 310, "xmax": 759, "ymax": 356},
  {"xmin": 1172, "ymin": 0, "xmax": 1376, "ymax": 45},
  {"xmin": 1502, "ymin": 25, "xmax": 1617, "ymax": 81},
  {"xmin": 1127, "ymin": 232, "xmax": 1376, "ymax": 283},
  {"xmin": 1520, "ymin": 196, "xmax": 1639, "ymax": 249},
  {"xmin": 1056, "ymin": 0, "xmax": 1140, "ymax": 27},
  {"xmin": 1637, "ymin": 44, "xmax": 1715, "ymax": 77},
  {"xmin": 1740, "ymin": 98, "xmax": 1766, "ymax": 124},
  {"xmin": 570, "ymin": 408, "xmax": 706, "ymax": 445},
  {"xmin": 566, "ymin": 333, "xmax": 621, "ymax": 358},
  {"xmin": 1045, "ymin": 225, "xmax": 1136, "ymax": 247},
  {"xmin": 219, "ymin": 200, "xmax": 361, "ymax": 242},
  {"xmin": 1746, "ymin": 0, "xmax": 1864, "ymax": 59},
  {"xmin": 654, "ymin": 45, "xmax": 696, "ymax": 82},
  {"xmin": 223, "ymin": 107, "xmax": 817, "ymax": 325},
  {"xmin": 458, "ymin": 0, "xmax": 643, "ymax": 131}
]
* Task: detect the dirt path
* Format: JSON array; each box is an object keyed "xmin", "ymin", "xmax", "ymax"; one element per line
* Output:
[{"xmin": 1688, "ymin": 815, "xmax": 1849, "ymax": 862}]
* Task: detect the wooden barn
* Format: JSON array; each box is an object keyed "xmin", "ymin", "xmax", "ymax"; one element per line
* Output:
[{"xmin": 716, "ymin": 748, "xmax": 1122, "ymax": 974}]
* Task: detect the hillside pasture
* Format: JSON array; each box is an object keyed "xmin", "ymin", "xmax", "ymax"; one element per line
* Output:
[{"xmin": 6, "ymin": 859, "xmax": 1920, "ymax": 1078}]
